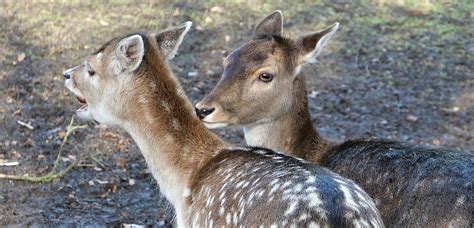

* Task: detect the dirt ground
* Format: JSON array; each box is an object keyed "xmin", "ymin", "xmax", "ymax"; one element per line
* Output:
[{"xmin": 1, "ymin": 1, "xmax": 472, "ymax": 226}]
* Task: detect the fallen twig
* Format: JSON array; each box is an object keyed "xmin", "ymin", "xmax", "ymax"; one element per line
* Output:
[
  {"xmin": 17, "ymin": 120, "xmax": 34, "ymax": 130},
  {"xmin": 0, "ymin": 161, "xmax": 20, "ymax": 167},
  {"xmin": 0, "ymin": 116, "xmax": 87, "ymax": 183},
  {"xmin": 90, "ymin": 152, "xmax": 107, "ymax": 169}
]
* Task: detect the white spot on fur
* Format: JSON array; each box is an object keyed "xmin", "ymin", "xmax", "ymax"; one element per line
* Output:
[
  {"xmin": 293, "ymin": 183, "xmax": 303, "ymax": 192},
  {"xmin": 171, "ymin": 118, "xmax": 181, "ymax": 131},
  {"xmin": 233, "ymin": 212, "xmax": 238, "ymax": 225},
  {"xmin": 192, "ymin": 213, "xmax": 199, "ymax": 227},
  {"xmin": 239, "ymin": 208, "xmax": 245, "ymax": 219},
  {"xmin": 282, "ymin": 181, "xmax": 292, "ymax": 189},
  {"xmin": 306, "ymin": 176, "xmax": 316, "ymax": 184},
  {"xmin": 339, "ymin": 184, "xmax": 360, "ymax": 214},
  {"xmin": 285, "ymin": 201, "xmax": 299, "ymax": 216},
  {"xmin": 307, "ymin": 192, "xmax": 323, "ymax": 208},
  {"xmin": 182, "ymin": 188, "xmax": 191, "ymax": 198},
  {"xmin": 269, "ymin": 183, "xmax": 281, "ymax": 196},
  {"xmin": 161, "ymin": 100, "xmax": 171, "ymax": 112},
  {"xmin": 455, "ymin": 195, "xmax": 466, "ymax": 206}
]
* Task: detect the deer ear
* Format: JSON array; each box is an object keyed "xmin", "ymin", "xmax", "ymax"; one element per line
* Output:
[
  {"xmin": 155, "ymin": 21, "xmax": 192, "ymax": 60},
  {"xmin": 111, "ymin": 34, "xmax": 145, "ymax": 75},
  {"xmin": 297, "ymin": 22, "xmax": 339, "ymax": 64},
  {"xmin": 254, "ymin": 10, "xmax": 283, "ymax": 36}
]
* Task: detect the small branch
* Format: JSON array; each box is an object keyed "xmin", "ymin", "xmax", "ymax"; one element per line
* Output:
[
  {"xmin": 89, "ymin": 152, "xmax": 107, "ymax": 170},
  {"xmin": 0, "ymin": 116, "xmax": 88, "ymax": 183},
  {"xmin": 0, "ymin": 161, "xmax": 19, "ymax": 167},
  {"xmin": 17, "ymin": 120, "xmax": 34, "ymax": 130}
]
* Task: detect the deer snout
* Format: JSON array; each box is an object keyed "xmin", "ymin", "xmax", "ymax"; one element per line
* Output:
[
  {"xmin": 194, "ymin": 101, "xmax": 216, "ymax": 120},
  {"xmin": 195, "ymin": 106, "xmax": 215, "ymax": 120},
  {"xmin": 195, "ymin": 101, "xmax": 230, "ymax": 129},
  {"xmin": 195, "ymin": 100, "xmax": 222, "ymax": 120},
  {"xmin": 63, "ymin": 69, "xmax": 72, "ymax": 79}
]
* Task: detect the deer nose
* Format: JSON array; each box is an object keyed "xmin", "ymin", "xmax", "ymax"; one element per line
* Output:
[
  {"xmin": 63, "ymin": 71, "xmax": 71, "ymax": 79},
  {"xmin": 195, "ymin": 107, "xmax": 215, "ymax": 120}
]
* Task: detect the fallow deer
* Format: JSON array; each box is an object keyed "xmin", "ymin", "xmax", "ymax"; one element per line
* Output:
[
  {"xmin": 196, "ymin": 11, "xmax": 474, "ymax": 227},
  {"xmin": 63, "ymin": 22, "xmax": 383, "ymax": 227}
]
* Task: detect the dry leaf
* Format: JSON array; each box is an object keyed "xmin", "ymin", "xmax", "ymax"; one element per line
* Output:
[
  {"xmin": 58, "ymin": 131, "xmax": 66, "ymax": 138},
  {"xmin": 106, "ymin": 183, "xmax": 117, "ymax": 193},
  {"xmin": 17, "ymin": 53, "xmax": 26, "ymax": 62},
  {"xmin": 210, "ymin": 6, "xmax": 224, "ymax": 13},
  {"xmin": 99, "ymin": 20, "xmax": 109, "ymax": 26},
  {"xmin": 173, "ymin": 7, "xmax": 180, "ymax": 16},
  {"xmin": 205, "ymin": 16, "xmax": 213, "ymax": 24},
  {"xmin": 116, "ymin": 157, "xmax": 127, "ymax": 170}
]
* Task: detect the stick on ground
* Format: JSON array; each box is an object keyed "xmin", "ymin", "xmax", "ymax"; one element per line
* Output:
[{"xmin": 0, "ymin": 116, "xmax": 87, "ymax": 183}]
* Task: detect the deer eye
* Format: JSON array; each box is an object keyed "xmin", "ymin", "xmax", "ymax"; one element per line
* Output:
[
  {"xmin": 85, "ymin": 62, "xmax": 95, "ymax": 76},
  {"xmin": 258, "ymin": 73, "xmax": 273, "ymax": 82}
]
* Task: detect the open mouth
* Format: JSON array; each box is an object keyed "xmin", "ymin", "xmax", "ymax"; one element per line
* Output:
[{"xmin": 76, "ymin": 96, "xmax": 88, "ymax": 112}]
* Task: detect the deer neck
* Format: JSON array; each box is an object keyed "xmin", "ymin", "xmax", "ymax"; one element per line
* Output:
[
  {"xmin": 243, "ymin": 76, "xmax": 333, "ymax": 163},
  {"xmin": 121, "ymin": 50, "xmax": 225, "ymax": 209}
]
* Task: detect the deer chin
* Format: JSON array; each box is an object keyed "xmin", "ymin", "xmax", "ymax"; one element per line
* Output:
[
  {"xmin": 202, "ymin": 121, "xmax": 229, "ymax": 129},
  {"xmin": 200, "ymin": 111, "xmax": 232, "ymax": 129}
]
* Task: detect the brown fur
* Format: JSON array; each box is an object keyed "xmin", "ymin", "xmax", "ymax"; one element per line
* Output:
[{"xmin": 196, "ymin": 22, "xmax": 337, "ymax": 162}]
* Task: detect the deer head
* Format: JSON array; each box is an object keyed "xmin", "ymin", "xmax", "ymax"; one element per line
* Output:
[
  {"xmin": 195, "ymin": 11, "xmax": 338, "ymax": 129},
  {"xmin": 64, "ymin": 22, "xmax": 192, "ymax": 126}
]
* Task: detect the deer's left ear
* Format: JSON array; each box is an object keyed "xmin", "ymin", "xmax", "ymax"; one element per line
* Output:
[
  {"xmin": 297, "ymin": 22, "xmax": 339, "ymax": 64},
  {"xmin": 111, "ymin": 34, "xmax": 145, "ymax": 75},
  {"xmin": 254, "ymin": 10, "xmax": 283, "ymax": 36},
  {"xmin": 155, "ymin": 21, "xmax": 192, "ymax": 60}
]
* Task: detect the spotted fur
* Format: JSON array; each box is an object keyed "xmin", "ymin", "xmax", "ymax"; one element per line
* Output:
[
  {"xmin": 326, "ymin": 140, "xmax": 474, "ymax": 227},
  {"xmin": 189, "ymin": 147, "xmax": 383, "ymax": 227}
]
